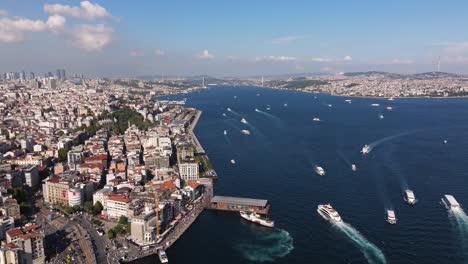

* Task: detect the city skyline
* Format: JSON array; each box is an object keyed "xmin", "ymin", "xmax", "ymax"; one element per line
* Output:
[{"xmin": 2, "ymin": 0, "xmax": 468, "ymax": 77}]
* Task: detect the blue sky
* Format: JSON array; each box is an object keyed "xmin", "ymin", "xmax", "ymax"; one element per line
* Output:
[{"xmin": 1, "ymin": 0, "xmax": 468, "ymax": 76}]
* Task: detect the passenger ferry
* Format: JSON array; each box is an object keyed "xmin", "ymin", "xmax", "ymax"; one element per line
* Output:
[
  {"xmin": 240, "ymin": 211, "xmax": 274, "ymax": 228},
  {"xmin": 314, "ymin": 166, "xmax": 325, "ymax": 176},
  {"xmin": 404, "ymin": 190, "xmax": 417, "ymax": 205},
  {"xmin": 317, "ymin": 204, "xmax": 342, "ymax": 222},
  {"xmin": 386, "ymin": 210, "xmax": 397, "ymax": 224},
  {"xmin": 313, "ymin": 117, "xmax": 321, "ymax": 122},
  {"xmin": 351, "ymin": 164, "xmax": 357, "ymax": 172},
  {"xmin": 241, "ymin": 130, "xmax": 251, "ymax": 135},
  {"xmin": 158, "ymin": 249, "xmax": 168, "ymax": 263},
  {"xmin": 442, "ymin": 194, "xmax": 461, "ymax": 210},
  {"xmin": 361, "ymin": 145, "xmax": 370, "ymax": 154}
]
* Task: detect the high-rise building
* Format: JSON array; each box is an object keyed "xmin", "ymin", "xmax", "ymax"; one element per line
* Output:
[
  {"xmin": 61, "ymin": 69, "xmax": 66, "ymax": 80},
  {"xmin": 56, "ymin": 69, "xmax": 61, "ymax": 80},
  {"xmin": 29, "ymin": 72, "xmax": 35, "ymax": 80}
]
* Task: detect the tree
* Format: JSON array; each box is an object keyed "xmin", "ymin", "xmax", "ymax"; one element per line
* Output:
[
  {"xmin": 58, "ymin": 148, "xmax": 68, "ymax": 162},
  {"xmin": 57, "ymin": 130, "xmax": 65, "ymax": 136},
  {"xmin": 113, "ymin": 224, "xmax": 123, "ymax": 234},
  {"xmin": 84, "ymin": 201, "xmax": 94, "ymax": 214},
  {"xmin": 107, "ymin": 229, "xmax": 115, "ymax": 239},
  {"xmin": 72, "ymin": 205, "xmax": 81, "ymax": 212},
  {"xmin": 93, "ymin": 201, "xmax": 103, "ymax": 215},
  {"xmin": 20, "ymin": 202, "xmax": 32, "ymax": 214},
  {"xmin": 118, "ymin": 216, "xmax": 128, "ymax": 225}
]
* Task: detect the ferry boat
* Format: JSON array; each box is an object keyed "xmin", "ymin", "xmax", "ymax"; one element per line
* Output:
[
  {"xmin": 379, "ymin": 114, "xmax": 384, "ymax": 119},
  {"xmin": 351, "ymin": 164, "xmax": 357, "ymax": 172},
  {"xmin": 317, "ymin": 204, "xmax": 342, "ymax": 222},
  {"xmin": 386, "ymin": 210, "xmax": 397, "ymax": 224},
  {"xmin": 224, "ymin": 130, "xmax": 227, "ymax": 135},
  {"xmin": 241, "ymin": 130, "xmax": 251, "ymax": 135},
  {"xmin": 158, "ymin": 249, "xmax": 169, "ymax": 263},
  {"xmin": 386, "ymin": 106, "xmax": 393, "ymax": 110},
  {"xmin": 371, "ymin": 103, "xmax": 380, "ymax": 106},
  {"xmin": 230, "ymin": 159, "xmax": 236, "ymax": 164},
  {"xmin": 404, "ymin": 190, "xmax": 417, "ymax": 205},
  {"xmin": 314, "ymin": 166, "xmax": 326, "ymax": 176},
  {"xmin": 313, "ymin": 117, "xmax": 321, "ymax": 122},
  {"xmin": 240, "ymin": 211, "xmax": 274, "ymax": 228},
  {"xmin": 361, "ymin": 145, "xmax": 370, "ymax": 154},
  {"xmin": 442, "ymin": 194, "xmax": 461, "ymax": 210},
  {"xmin": 240, "ymin": 118, "xmax": 248, "ymax": 124}
]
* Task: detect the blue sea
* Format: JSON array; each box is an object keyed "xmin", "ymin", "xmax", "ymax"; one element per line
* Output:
[{"xmin": 137, "ymin": 85, "xmax": 468, "ymax": 264}]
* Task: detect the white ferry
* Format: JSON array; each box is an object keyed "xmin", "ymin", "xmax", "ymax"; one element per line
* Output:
[
  {"xmin": 314, "ymin": 166, "xmax": 326, "ymax": 176},
  {"xmin": 442, "ymin": 195, "xmax": 461, "ymax": 210},
  {"xmin": 230, "ymin": 159, "xmax": 236, "ymax": 164},
  {"xmin": 351, "ymin": 164, "xmax": 357, "ymax": 172},
  {"xmin": 317, "ymin": 204, "xmax": 342, "ymax": 222},
  {"xmin": 240, "ymin": 118, "xmax": 248, "ymax": 124},
  {"xmin": 371, "ymin": 103, "xmax": 380, "ymax": 106},
  {"xmin": 404, "ymin": 190, "xmax": 417, "ymax": 205},
  {"xmin": 158, "ymin": 249, "xmax": 168, "ymax": 263},
  {"xmin": 241, "ymin": 130, "xmax": 251, "ymax": 135},
  {"xmin": 240, "ymin": 211, "xmax": 274, "ymax": 228},
  {"xmin": 313, "ymin": 117, "xmax": 321, "ymax": 122},
  {"xmin": 386, "ymin": 210, "xmax": 397, "ymax": 224},
  {"xmin": 361, "ymin": 145, "xmax": 370, "ymax": 154}
]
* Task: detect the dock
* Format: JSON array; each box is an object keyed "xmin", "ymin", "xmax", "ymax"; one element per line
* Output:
[
  {"xmin": 188, "ymin": 110, "xmax": 205, "ymax": 154},
  {"xmin": 208, "ymin": 195, "xmax": 271, "ymax": 214}
]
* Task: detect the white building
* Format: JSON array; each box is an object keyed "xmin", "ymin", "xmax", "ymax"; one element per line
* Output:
[
  {"xmin": 179, "ymin": 162, "xmax": 199, "ymax": 181},
  {"xmin": 106, "ymin": 195, "xmax": 130, "ymax": 219}
]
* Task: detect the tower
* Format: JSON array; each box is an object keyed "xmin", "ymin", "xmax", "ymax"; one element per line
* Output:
[{"xmin": 437, "ymin": 57, "xmax": 441, "ymax": 72}]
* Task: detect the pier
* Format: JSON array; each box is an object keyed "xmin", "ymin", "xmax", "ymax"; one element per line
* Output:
[{"xmin": 208, "ymin": 196, "xmax": 271, "ymax": 214}]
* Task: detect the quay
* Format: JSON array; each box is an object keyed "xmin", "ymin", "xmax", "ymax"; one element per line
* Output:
[
  {"xmin": 208, "ymin": 196, "xmax": 271, "ymax": 214},
  {"xmin": 188, "ymin": 110, "xmax": 205, "ymax": 154}
]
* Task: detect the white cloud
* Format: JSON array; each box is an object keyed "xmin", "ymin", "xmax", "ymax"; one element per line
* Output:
[
  {"xmin": 370, "ymin": 58, "xmax": 414, "ymax": 65},
  {"xmin": 198, "ymin": 49, "xmax": 214, "ymax": 59},
  {"xmin": 44, "ymin": 1, "xmax": 111, "ymax": 20},
  {"xmin": 271, "ymin": 35, "xmax": 303, "ymax": 44},
  {"xmin": 310, "ymin": 56, "xmax": 352, "ymax": 63},
  {"xmin": 311, "ymin": 57, "xmax": 332, "ymax": 62},
  {"xmin": 155, "ymin": 49, "xmax": 165, "ymax": 56},
  {"xmin": 0, "ymin": 9, "xmax": 8, "ymax": 17},
  {"xmin": 130, "ymin": 49, "xmax": 144, "ymax": 57},
  {"xmin": 0, "ymin": 15, "xmax": 66, "ymax": 43},
  {"xmin": 256, "ymin": 56, "xmax": 296, "ymax": 62},
  {"xmin": 343, "ymin": 55, "xmax": 353, "ymax": 61},
  {"xmin": 69, "ymin": 24, "xmax": 113, "ymax": 51}
]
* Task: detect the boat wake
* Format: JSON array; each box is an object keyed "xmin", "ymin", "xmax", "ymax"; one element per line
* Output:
[
  {"xmin": 235, "ymin": 228, "xmax": 294, "ymax": 262},
  {"xmin": 334, "ymin": 222, "xmax": 387, "ymax": 264},
  {"xmin": 449, "ymin": 208, "xmax": 468, "ymax": 259},
  {"xmin": 227, "ymin": 107, "xmax": 242, "ymax": 117},
  {"xmin": 367, "ymin": 130, "xmax": 419, "ymax": 154},
  {"xmin": 337, "ymin": 149, "xmax": 352, "ymax": 167}
]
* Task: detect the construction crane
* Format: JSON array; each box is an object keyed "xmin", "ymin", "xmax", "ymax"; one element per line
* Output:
[{"xmin": 153, "ymin": 192, "xmax": 160, "ymax": 240}]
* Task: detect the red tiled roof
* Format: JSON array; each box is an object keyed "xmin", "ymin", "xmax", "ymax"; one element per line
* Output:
[
  {"xmin": 187, "ymin": 180, "xmax": 199, "ymax": 189},
  {"xmin": 47, "ymin": 177, "xmax": 61, "ymax": 183},
  {"xmin": 108, "ymin": 194, "xmax": 130, "ymax": 203},
  {"xmin": 22, "ymin": 224, "xmax": 40, "ymax": 232},
  {"xmin": 6, "ymin": 228, "xmax": 22, "ymax": 237}
]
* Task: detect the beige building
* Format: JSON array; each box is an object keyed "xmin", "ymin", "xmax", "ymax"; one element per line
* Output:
[
  {"xmin": 43, "ymin": 177, "xmax": 69, "ymax": 206},
  {"xmin": 106, "ymin": 195, "xmax": 130, "ymax": 219},
  {"xmin": 179, "ymin": 162, "xmax": 199, "ymax": 181}
]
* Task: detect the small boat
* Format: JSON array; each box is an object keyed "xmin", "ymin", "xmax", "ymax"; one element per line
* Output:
[
  {"xmin": 351, "ymin": 164, "xmax": 357, "ymax": 172},
  {"xmin": 241, "ymin": 130, "xmax": 251, "ymax": 135},
  {"xmin": 230, "ymin": 159, "xmax": 236, "ymax": 164},
  {"xmin": 404, "ymin": 190, "xmax": 417, "ymax": 205},
  {"xmin": 328, "ymin": 104, "xmax": 333, "ymax": 107},
  {"xmin": 227, "ymin": 107, "xmax": 232, "ymax": 112},
  {"xmin": 313, "ymin": 117, "xmax": 321, "ymax": 122},
  {"xmin": 224, "ymin": 130, "xmax": 227, "ymax": 135},
  {"xmin": 386, "ymin": 210, "xmax": 397, "ymax": 224},
  {"xmin": 314, "ymin": 166, "xmax": 325, "ymax": 176},
  {"xmin": 284, "ymin": 103, "xmax": 288, "ymax": 107},
  {"xmin": 256, "ymin": 93, "xmax": 260, "ymax": 96},
  {"xmin": 255, "ymin": 108, "xmax": 260, "ymax": 112},
  {"xmin": 345, "ymin": 99, "xmax": 352, "ymax": 104},
  {"xmin": 266, "ymin": 107, "xmax": 271, "ymax": 110},
  {"xmin": 240, "ymin": 118, "xmax": 248, "ymax": 124},
  {"xmin": 158, "ymin": 250, "xmax": 169, "ymax": 263},
  {"xmin": 371, "ymin": 103, "xmax": 380, "ymax": 106},
  {"xmin": 234, "ymin": 96, "xmax": 238, "ymax": 99},
  {"xmin": 361, "ymin": 145, "xmax": 370, "ymax": 154},
  {"xmin": 386, "ymin": 106, "xmax": 393, "ymax": 111},
  {"xmin": 240, "ymin": 211, "xmax": 274, "ymax": 228},
  {"xmin": 388, "ymin": 97, "xmax": 395, "ymax": 101},
  {"xmin": 222, "ymin": 113, "xmax": 226, "ymax": 116},
  {"xmin": 442, "ymin": 194, "xmax": 461, "ymax": 210},
  {"xmin": 443, "ymin": 140, "xmax": 448, "ymax": 144},
  {"xmin": 379, "ymin": 114, "xmax": 384, "ymax": 119},
  {"xmin": 317, "ymin": 204, "xmax": 342, "ymax": 222}
]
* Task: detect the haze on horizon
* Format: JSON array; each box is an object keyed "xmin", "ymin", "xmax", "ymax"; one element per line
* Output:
[{"xmin": 1, "ymin": 0, "xmax": 468, "ymax": 77}]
